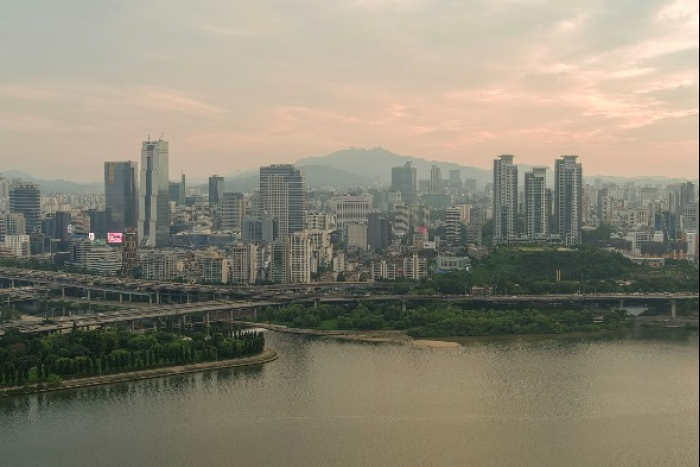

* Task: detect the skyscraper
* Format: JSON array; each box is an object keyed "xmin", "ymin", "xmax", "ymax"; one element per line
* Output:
[
  {"xmin": 524, "ymin": 167, "xmax": 550, "ymax": 239},
  {"xmin": 554, "ymin": 155, "xmax": 583, "ymax": 245},
  {"xmin": 368, "ymin": 212, "xmax": 392, "ymax": 251},
  {"xmin": 449, "ymin": 169, "xmax": 462, "ymax": 189},
  {"xmin": 169, "ymin": 173, "xmax": 186, "ymax": 206},
  {"xmin": 9, "ymin": 182, "xmax": 40, "ymax": 234},
  {"xmin": 391, "ymin": 162, "xmax": 417, "ymax": 205},
  {"xmin": 430, "ymin": 165, "xmax": 442, "ymax": 193},
  {"xmin": 104, "ymin": 161, "xmax": 138, "ymax": 232},
  {"xmin": 209, "ymin": 175, "xmax": 225, "ymax": 230},
  {"xmin": 208, "ymin": 175, "xmax": 225, "ymax": 206},
  {"xmin": 493, "ymin": 155, "xmax": 518, "ymax": 244},
  {"xmin": 138, "ymin": 139, "xmax": 170, "ymax": 247},
  {"xmin": 259, "ymin": 164, "xmax": 305, "ymax": 239},
  {"xmin": 221, "ymin": 192, "xmax": 245, "ymax": 232}
]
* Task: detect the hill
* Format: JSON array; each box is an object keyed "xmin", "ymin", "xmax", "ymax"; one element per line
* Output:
[
  {"xmin": 0, "ymin": 170, "xmax": 100, "ymax": 194},
  {"xmin": 219, "ymin": 164, "xmax": 374, "ymax": 192},
  {"xmin": 294, "ymin": 147, "xmax": 492, "ymax": 188}
]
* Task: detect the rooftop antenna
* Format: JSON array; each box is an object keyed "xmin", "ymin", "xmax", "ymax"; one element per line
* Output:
[
  {"xmin": 160, "ymin": 131, "xmax": 165, "ymax": 141},
  {"xmin": 148, "ymin": 134, "xmax": 151, "ymax": 142}
]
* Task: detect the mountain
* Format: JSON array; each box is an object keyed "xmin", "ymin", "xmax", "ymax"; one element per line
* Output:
[
  {"xmin": 0, "ymin": 170, "xmax": 101, "ymax": 194},
  {"xmin": 220, "ymin": 164, "xmax": 375, "ymax": 192},
  {"xmin": 294, "ymin": 147, "xmax": 492, "ymax": 187}
]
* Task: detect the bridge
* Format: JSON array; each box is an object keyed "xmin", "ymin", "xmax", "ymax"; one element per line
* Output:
[
  {"xmin": 0, "ymin": 267, "xmax": 393, "ymax": 305},
  {"xmin": 0, "ymin": 291, "xmax": 696, "ymax": 336}
]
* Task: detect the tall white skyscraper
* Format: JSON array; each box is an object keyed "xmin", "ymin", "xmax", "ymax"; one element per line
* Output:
[
  {"xmin": 138, "ymin": 139, "xmax": 170, "ymax": 247},
  {"xmin": 525, "ymin": 167, "xmax": 550, "ymax": 239},
  {"xmin": 493, "ymin": 155, "xmax": 518, "ymax": 244},
  {"xmin": 555, "ymin": 155, "xmax": 583, "ymax": 245}
]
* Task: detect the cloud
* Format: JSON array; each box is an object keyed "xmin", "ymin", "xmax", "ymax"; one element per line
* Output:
[{"xmin": 0, "ymin": 0, "xmax": 697, "ymax": 180}]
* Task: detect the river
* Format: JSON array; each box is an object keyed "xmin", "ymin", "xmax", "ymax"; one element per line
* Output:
[{"xmin": 0, "ymin": 327, "xmax": 697, "ymax": 467}]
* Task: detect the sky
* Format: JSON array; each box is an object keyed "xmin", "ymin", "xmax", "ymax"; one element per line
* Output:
[{"xmin": 0, "ymin": 0, "xmax": 698, "ymax": 182}]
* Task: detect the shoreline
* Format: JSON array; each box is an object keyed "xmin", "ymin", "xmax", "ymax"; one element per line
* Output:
[
  {"xmin": 250, "ymin": 318, "xmax": 697, "ymax": 348},
  {"xmin": 0, "ymin": 348, "xmax": 279, "ymax": 398}
]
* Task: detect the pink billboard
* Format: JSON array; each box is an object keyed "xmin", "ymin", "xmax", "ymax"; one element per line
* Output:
[{"xmin": 107, "ymin": 232, "xmax": 123, "ymax": 244}]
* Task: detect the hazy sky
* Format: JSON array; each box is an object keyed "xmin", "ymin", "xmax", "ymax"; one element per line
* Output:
[{"xmin": 0, "ymin": 0, "xmax": 698, "ymax": 182}]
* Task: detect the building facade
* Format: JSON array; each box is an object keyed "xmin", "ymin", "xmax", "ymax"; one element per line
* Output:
[
  {"xmin": 493, "ymin": 155, "xmax": 518, "ymax": 243},
  {"xmin": 259, "ymin": 165, "xmax": 305, "ymax": 239},
  {"xmin": 524, "ymin": 167, "xmax": 550, "ymax": 239},
  {"xmin": 9, "ymin": 182, "xmax": 40, "ymax": 234},
  {"xmin": 391, "ymin": 162, "xmax": 417, "ymax": 205},
  {"xmin": 104, "ymin": 161, "xmax": 138, "ymax": 232},
  {"xmin": 554, "ymin": 155, "xmax": 583, "ymax": 245},
  {"xmin": 138, "ymin": 139, "xmax": 170, "ymax": 247}
]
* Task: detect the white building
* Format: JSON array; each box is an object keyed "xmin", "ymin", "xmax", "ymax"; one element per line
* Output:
[
  {"xmin": 332, "ymin": 195, "xmax": 373, "ymax": 227},
  {"xmin": 287, "ymin": 233, "xmax": 312, "ymax": 284},
  {"xmin": 403, "ymin": 253, "xmax": 428, "ymax": 280},
  {"xmin": 2, "ymin": 234, "xmax": 30, "ymax": 257},
  {"xmin": 493, "ymin": 155, "xmax": 518, "ymax": 243},
  {"xmin": 85, "ymin": 247, "xmax": 122, "ymax": 275},
  {"xmin": 555, "ymin": 155, "xmax": 583, "ymax": 245}
]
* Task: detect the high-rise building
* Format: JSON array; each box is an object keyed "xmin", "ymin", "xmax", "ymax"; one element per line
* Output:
[
  {"xmin": 391, "ymin": 162, "xmax": 417, "ymax": 205},
  {"xmin": 524, "ymin": 168, "xmax": 550, "ymax": 239},
  {"xmin": 9, "ymin": 182, "xmax": 40, "ymax": 234},
  {"xmin": 493, "ymin": 155, "xmax": 518, "ymax": 243},
  {"xmin": 0, "ymin": 213, "xmax": 25, "ymax": 242},
  {"xmin": 554, "ymin": 155, "xmax": 583, "ymax": 245},
  {"xmin": 368, "ymin": 212, "xmax": 392, "ymax": 251},
  {"xmin": 221, "ymin": 192, "xmax": 245, "ymax": 232},
  {"xmin": 208, "ymin": 175, "xmax": 225, "ymax": 205},
  {"xmin": 681, "ymin": 182, "xmax": 696, "ymax": 209},
  {"xmin": 104, "ymin": 161, "xmax": 138, "ymax": 232},
  {"xmin": 430, "ymin": 165, "xmax": 442, "ymax": 194},
  {"xmin": 209, "ymin": 175, "xmax": 225, "ymax": 231},
  {"xmin": 269, "ymin": 239, "xmax": 287, "ymax": 284},
  {"xmin": 259, "ymin": 165, "xmax": 305, "ymax": 239},
  {"xmin": 449, "ymin": 169, "xmax": 462, "ymax": 189},
  {"xmin": 242, "ymin": 214, "xmax": 277, "ymax": 243},
  {"xmin": 445, "ymin": 207, "xmax": 461, "ymax": 245},
  {"xmin": 286, "ymin": 232, "xmax": 312, "ymax": 284},
  {"xmin": 138, "ymin": 139, "xmax": 170, "ymax": 247},
  {"xmin": 169, "ymin": 173, "xmax": 186, "ymax": 206}
]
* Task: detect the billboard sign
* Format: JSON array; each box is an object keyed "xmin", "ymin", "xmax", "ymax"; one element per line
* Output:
[
  {"xmin": 107, "ymin": 232, "xmax": 123, "ymax": 244},
  {"xmin": 88, "ymin": 232, "xmax": 95, "ymax": 241}
]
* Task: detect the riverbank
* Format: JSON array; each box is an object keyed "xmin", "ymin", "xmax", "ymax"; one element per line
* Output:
[
  {"xmin": 248, "ymin": 320, "xmax": 688, "ymax": 348},
  {"xmin": 0, "ymin": 348, "xmax": 279, "ymax": 398}
]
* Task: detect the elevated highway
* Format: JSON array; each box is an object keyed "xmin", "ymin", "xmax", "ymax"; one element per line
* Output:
[{"xmin": 1, "ymin": 292, "xmax": 696, "ymax": 336}]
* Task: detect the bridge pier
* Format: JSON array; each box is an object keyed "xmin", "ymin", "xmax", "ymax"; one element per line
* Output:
[
  {"xmin": 119, "ymin": 292, "xmax": 123, "ymax": 303},
  {"xmin": 314, "ymin": 298, "xmax": 319, "ymax": 308},
  {"xmin": 204, "ymin": 312, "xmax": 210, "ymax": 336},
  {"xmin": 61, "ymin": 287, "xmax": 65, "ymax": 299},
  {"xmin": 618, "ymin": 300, "xmax": 624, "ymax": 311},
  {"xmin": 128, "ymin": 320, "xmax": 135, "ymax": 333},
  {"xmin": 156, "ymin": 291, "xmax": 160, "ymax": 305},
  {"xmin": 401, "ymin": 300, "xmax": 407, "ymax": 313},
  {"xmin": 671, "ymin": 299, "xmax": 677, "ymax": 320},
  {"xmin": 87, "ymin": 289, "xmax": 91, "ymax": 302}
]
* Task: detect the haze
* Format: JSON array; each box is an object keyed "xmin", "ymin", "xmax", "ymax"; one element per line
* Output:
[{"xmin": 0, "ymin": 0, "xmax": 698, "ymax": 182}]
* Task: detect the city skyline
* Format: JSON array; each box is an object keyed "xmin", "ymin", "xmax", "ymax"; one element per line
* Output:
[{"xmin": 0, "ymin": 0, "xmax": 697, "ymax": 181}]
